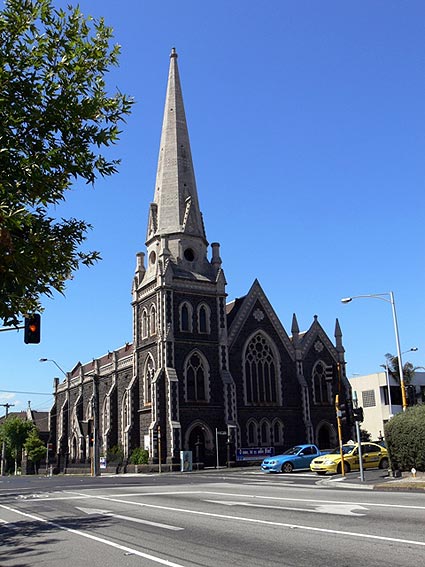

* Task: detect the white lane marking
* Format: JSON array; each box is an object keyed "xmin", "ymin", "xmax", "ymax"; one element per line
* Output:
[
  {"xmin": 201, "ymin": 490, "xmax": 425, "ymax": 511},
  {"xmin": 204, "ymin": 500, "xmax": 367, "ymax": 516},
  {"xmin": 0, "ymin": 518, "xmax": 8, "ymax": 524},
  {"xmin": 75, "ymin": 506, "xmax": 183, "ymax": 530},
  {"xmin": 65, "ymin": 491, "xmax": 425, "ymax": 547},
  {"xmin": 54, "ymin": 488, "xmax": 425, "ymax": 512},
  {"xmin": 0, "ymin": 503, "xmax": 187, "ymax": 567}
]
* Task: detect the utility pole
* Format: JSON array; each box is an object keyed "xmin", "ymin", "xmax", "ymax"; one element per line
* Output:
[
  {"xmin": 335, "ymin": 394, "xmax": 346, "ymax": 477},
  {"xmin": 92, "ymin": 374, "xmax": 100, "ymax": 477},
  {"xmin": 1, "ymin": 403, "xmax": 14, "ymax": 476}
]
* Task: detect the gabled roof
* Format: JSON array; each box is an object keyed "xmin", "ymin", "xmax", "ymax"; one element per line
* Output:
[
  {"xmin": 226, "ymin": 279, "xmax": 294, "ymax": 357},
  {"xmin": 295, "ymin": 315, "xmax": 339, "ymax": 358}
]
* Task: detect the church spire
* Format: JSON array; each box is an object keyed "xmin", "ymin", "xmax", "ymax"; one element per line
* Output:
[{"xmin": 146, "ymin": 48, "xmax": 206, "ymax": 247}]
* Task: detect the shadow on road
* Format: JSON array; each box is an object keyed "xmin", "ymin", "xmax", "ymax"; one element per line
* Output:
[{"xmin": 0, "ymin": 514, "xmax": 112, "ymax": 567}]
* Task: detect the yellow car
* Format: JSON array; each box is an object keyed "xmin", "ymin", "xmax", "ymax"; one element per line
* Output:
[{"xmin": 310, "ymin": 442, "xmax": 389, "ymax": 475}]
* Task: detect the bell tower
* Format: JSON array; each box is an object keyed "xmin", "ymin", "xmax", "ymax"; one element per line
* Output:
[{"xmin": 132, "ymin": 49, "xmax": 235, "ymax": 467}]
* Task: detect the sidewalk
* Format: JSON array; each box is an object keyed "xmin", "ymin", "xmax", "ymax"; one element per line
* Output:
[{"xmin": 322, "ymin": 470, "xmax": 425, "ymax": 491}]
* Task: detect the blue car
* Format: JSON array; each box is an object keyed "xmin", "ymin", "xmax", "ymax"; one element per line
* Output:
[{"xmin": 261, "ymin": 444, "xmax": 324, "ymax": 473}]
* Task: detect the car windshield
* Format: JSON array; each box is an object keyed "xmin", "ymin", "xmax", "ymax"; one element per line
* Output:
[
  {"xmin": 282, "ymin": 446, "xmax": 303, "ymax": 455},
  {"xmin": 329, "ymin": 445, "xmax": 356, "ymax": 455}
]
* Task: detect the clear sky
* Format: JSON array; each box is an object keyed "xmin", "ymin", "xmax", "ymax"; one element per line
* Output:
[{"xmin": 1, "ymin": 0, "xmax": 424, "ymax": 414}]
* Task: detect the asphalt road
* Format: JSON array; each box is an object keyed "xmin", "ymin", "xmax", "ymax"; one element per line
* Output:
[{"xmin": 1, "ymin": 469, "xmax": 425, "ymax": 567}]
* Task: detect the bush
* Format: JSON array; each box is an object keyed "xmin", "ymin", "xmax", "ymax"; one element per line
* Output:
[
  {"xmin": 106, "ymin": 445, "xmax": 124, "ymax": 464},
  {"xmin": 384, "ymin": 405, "xmax": 425, "ymax": 471},
  {"xmin": 129, "ymin": 448, "xmax": 149, "ymax": 465}
]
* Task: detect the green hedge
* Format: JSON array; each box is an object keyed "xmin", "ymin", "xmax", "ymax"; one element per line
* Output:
[
  {"xmin": 129, "ymin": 448, "xmax": 149, "ymax": 465},
  {"xmin": 384, "ymin": 405, "xmax": 425, "ymax": 471}
]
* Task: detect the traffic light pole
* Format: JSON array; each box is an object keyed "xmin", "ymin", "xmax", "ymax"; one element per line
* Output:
[
  {"xmin": 352, "ymin": 392, "xmax": 365, "ymax": 482},
  {"xmin": 335, "ymin": 394, "xmax": 346, "ymax": 477}
]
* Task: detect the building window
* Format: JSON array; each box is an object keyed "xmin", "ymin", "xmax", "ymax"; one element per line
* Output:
[
  {"xmin": 272, "ymin": 419, "xmax": 284, "ymax": 445},
  {"xmin": 149, "ymin": 305, "xmax": 157, "ymax": 336},
  {"xmin": 312, "ymin": 361, "xmax": 331, "ymax": 404},
  {"xmin": 244, "ymin": 333, "xmax": 278, "ymax": 405},
  {"xmin": 141, "ymin": 309, "xmax": 148, "ymax": 339},
  {"xmin": 197, "ymin": 303, "xmax": 210, "ymax": 334},
  {"xmin": 180, "ymin": 302, "xmax": 193, "ymax": 332},
  {"xmin": 144, "ymin": 356, "xmax": 155, "ymax": 405},
  {"xmin": 102, "ymin": 396, "xmax": 110, "ymax": 436},
  {"xmin": 362, "ymin": 389, "xmax": 376, "ymax": 408},
  {"xmin": 185, "ymin": 352, "xmax": 208, "ymax": 401},
  {"xmin": 247, "ymin": 420, "xmax": 258, "ymax": 446},
  {"xmin": 260, "ymin": 420, "xmax": 270, "ymax": 446}
]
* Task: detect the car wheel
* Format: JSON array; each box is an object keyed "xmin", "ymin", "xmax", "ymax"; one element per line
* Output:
[
  {"xmin": 281, "ymin": 462, "xmax": 293, "ymax": 473},
  {"xmin": 337, "ymin": 461, "xmax": 350, "ymax": 474},
  {"xmin": 379, "ymin": 457, "xmax": 389, "ymax": 469}
]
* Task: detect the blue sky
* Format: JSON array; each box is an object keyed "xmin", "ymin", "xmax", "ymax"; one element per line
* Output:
[{"xmin": 1, "ymin": 0, "xmax": 424, "ymax": 414}]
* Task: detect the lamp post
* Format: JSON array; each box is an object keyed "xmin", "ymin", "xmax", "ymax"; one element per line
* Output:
[
  {"xmin": 39, "ymin": 358, "xmax": 67, "ymax": 377},
  {"xmin": 40, "ymin": 358, "xmax": 69, "ymax": 469},
  {"xmin": 341, "ymin": 292, "xmax": 408, "ymax": 411}
]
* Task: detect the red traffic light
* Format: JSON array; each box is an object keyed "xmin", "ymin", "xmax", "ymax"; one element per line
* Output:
[{"xmin": 24, "ymin": 314, "xmax": 41, "ymax": 344}]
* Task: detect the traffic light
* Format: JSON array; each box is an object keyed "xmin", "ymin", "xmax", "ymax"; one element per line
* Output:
[
  {"xmin": 353, "ymin": 407, "xmax": 364, "ymax": 423},
  {"xmin": 24, "ymin": 314, "xmax": 41, "ymax": 344},
  {"xmin": 338, "ymin": 399, "xmax": 354, "ymax": 425}
]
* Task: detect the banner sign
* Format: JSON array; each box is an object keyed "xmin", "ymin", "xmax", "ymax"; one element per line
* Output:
[{"xmin": 236, "ymin": 447, "xmax": 274, "ymax": 462}]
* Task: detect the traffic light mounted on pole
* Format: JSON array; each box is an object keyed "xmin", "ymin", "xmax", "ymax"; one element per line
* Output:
[
  {"xmin": 335, "ymin": 394, "xmax": 346, "ymax": 477},
  {"xmin": 24, "ymin": 314, "xmax": 41, "ymax": 344},
  {"xmin": 353, "ymin": 407, "xmax": 364, "ymax": 423}
]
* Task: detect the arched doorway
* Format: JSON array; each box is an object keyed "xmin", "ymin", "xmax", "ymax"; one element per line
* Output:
[
  {"xmin": 188, "ymin": 426, "xmax": 206, "ymax": 465},
  {"xmin": 186, "ymin": 422, "xmax": 214, "ymax": 467},
  {"xmin": 317, "ymin": 422, "xmax": 336, "ymax": 450}
]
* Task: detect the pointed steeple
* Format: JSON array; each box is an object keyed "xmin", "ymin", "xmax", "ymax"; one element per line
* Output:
[
  {"xmin": 334, "ymin": 318, "xmax": 344, "ymax": 353},
  {"xmin": 291, "ymin": 313, "xmax": 300, "ymax": 346},
  {"xmin": 147, "ymin": 48, "xmax": 206, "ymax": 246}
]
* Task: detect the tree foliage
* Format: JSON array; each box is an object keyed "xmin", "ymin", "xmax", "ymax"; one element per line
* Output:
[
  {"xmin": 384, "ymin": 404, "xmax": 425, "ymax": 472},
  {"xmin": 384, "ymin": 353, "xmax": 418, "ymax": 385},
  {"xmin": 24, "ymin": 428, "xmax": 46, "ymax": 472},
  {"xmin": 0, "ymin": 415, "xmax": 34, "ymax": 473},
  {"xmin": 0, "ymin": 0, "xmax": 133, "ymax": 326}
]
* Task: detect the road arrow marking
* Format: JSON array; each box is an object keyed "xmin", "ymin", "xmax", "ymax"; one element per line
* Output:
[
  {"xmin": 204, "ymin": 500, "xmax": 367, "ymax": 516},
  {"xmin": 75, "ymin": 506, "xmax": 184, "ymax": 530}
]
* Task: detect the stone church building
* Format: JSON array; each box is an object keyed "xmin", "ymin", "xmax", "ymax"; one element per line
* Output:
[{"xmin": 52, "ymin": 49, "xmax": 352, "ymax": 470}]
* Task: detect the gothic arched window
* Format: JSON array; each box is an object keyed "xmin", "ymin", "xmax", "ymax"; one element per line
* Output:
[
  {"xmin": 247, "ymin": 420, "xmax": 258, "ymax": 446},
  {"xmin": 197, "ymin": 303, "xmax": 210, "ymax": 334},
  {"xmin": 149, "ymin": 304, "xmax": 157, "ymax": 336},
  {"xmin": 185, "ymin": 352, "xmax": 207, "ymax": 401},
  {"xmin": 144, "ymin": 356, "xmax": 155, "ymax": 405},
  {"xmin": 272, "ymin": 419, "xmax": 284, "ymax": 446},
  {"xmin": 260, "ymin": 420, "xmax": 270, "ymax": 446},
  {"xmin": 313, "ymin": 361, "xmax": 331, "ymax": 404},
  {"xmin": 141, "ymin": 309, "xmax": 148, "ymax": 339},
  {"xmin": 244, "ymin": 333, "xmax": 278, "ymax": 405},
  {"xmin": 180, "ymin": 302, "xmax": 193, "ymax": 332}
]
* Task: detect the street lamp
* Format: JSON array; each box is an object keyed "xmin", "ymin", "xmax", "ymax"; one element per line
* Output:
[
  {"xmin": 39, "ymin": 358, "xmax": 67, "ymax": 377},
  {"xmin": 341, "ymin": 292, "xmax": 408, "ymax": 411}
]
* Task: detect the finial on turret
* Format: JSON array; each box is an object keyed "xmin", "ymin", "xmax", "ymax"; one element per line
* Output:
[{"xmin": 170, "ymin": 47, "xmax": 178, "ymax": 58}]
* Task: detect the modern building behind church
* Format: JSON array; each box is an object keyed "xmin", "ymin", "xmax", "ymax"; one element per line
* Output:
[{"xmin": 51, "ymin": 49, "xmax": 352, "ymax": 471}]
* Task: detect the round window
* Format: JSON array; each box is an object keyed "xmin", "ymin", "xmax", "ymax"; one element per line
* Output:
[
  {"xmin": 184, "ymin": 248, "xmax": 195, "ymax": 261},
  {"xmin": 149, "ymin": 251, "xmax": 156, "ymax": 265}
]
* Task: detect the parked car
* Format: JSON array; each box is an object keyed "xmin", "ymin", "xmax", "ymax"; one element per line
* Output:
[
  {"xmin": 261, "ymin": 444, "xmax": 327, "ymax": 473},
  {"xmin": 310, "ymin": 442, "xmax": 389, "ymax": 475}
]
